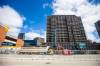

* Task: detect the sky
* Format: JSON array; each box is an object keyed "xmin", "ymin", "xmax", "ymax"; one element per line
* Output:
[{"xmin": 0, "ymin": 0, "xmax": 100, "ymax": 42}]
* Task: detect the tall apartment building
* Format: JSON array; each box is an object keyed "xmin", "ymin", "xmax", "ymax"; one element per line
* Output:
[
  {"xmin": 95, "ymin": 20, "xmax": 100, "ymax": 38},
  {"xmin": 46, "ymin": 15, "xmax": 87, "ymax": 49}
]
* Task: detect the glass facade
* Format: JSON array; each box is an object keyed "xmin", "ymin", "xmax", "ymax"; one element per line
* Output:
[{"xmin": 24, "ymin": 40, "xmax": 36, "ymax": 47}]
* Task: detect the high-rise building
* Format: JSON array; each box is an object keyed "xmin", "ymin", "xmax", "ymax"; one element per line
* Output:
[
  {"xmin": 95, "ymin": 20, "xmax": 100, "ymax": 38},
  {"xmin": 46, "ymin": 15, "xmax": 87, "ymax": 49},
  {"xmin": 18, "ymin": 33, "xmax": 25, "ymax": 40}
]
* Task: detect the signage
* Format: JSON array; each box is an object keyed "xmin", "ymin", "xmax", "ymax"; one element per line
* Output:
[{"xmin": 79, "ymin": 42, "xmax": 86, "ymax": 49}]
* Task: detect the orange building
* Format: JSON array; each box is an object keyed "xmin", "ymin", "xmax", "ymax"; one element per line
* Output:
[
  {"xmin": 16, "ymin": 39, "xmax": 24, "ymax": 47},
  {"xmin": 0, "ymin": 25, "xmax": 6, "ymax": 42},
  {"xmin": 0, "ymin": 25, "xmax": 24, "ymax": 47}
]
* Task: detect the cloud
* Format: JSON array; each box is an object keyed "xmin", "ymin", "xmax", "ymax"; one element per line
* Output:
[
  {"xmin": 23, "ymin": 25, "xmax": 28, "ymax": 29},
  {"xmin": 0, "ymin": 5, "xmax": 25, "ymax": 38},
  {"xmin": 43, "ymin": 3, "xmax": 49, "ymax": 8},
  {"xmin": 43, "ymin": 3, "xmax": 51, "ymax": 9},
  {"xmin": 52, "ymin": 0, "xmax": 100, "ymax": 42},
  {"xmin": 25, "ymin": 32, "xmax": 41, "ymax": 39},
  {"xmin": 25, "ymin": 31, "xmax": 46, "ymax": 42}
]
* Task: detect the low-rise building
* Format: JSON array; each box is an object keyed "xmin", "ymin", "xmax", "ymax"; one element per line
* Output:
[
  {"xmin": 24, "ymin": 40, "xmax": 36, "ymax": 47},
  {"xmin": 34, "ymin": 37, "xmax": 45, "ymax": 46},
  {"xmin": 86, "ymin": 42, "xmax": 100, "ymax": 50}
]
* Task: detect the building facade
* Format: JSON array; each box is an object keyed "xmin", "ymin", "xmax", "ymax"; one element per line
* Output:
[
  {"xmin": 46, "ymin": 15, "xmax": 87, "ymax": 49},
  {"xmin": 0, "ymin": 25, "xmax": 6, "ymax": 43},
  {"xmin": 18, "ymin": 33, "xmax": 25, "ymax": 40},
  {"xmin": 34, "ymin": 37, "xmax": 45, "ymax": 46},
  {"xmin": 86, "ymin": 42, "xmax": 100, "ymax": 50},
  {"xmin": 1, "ymin": 42, "xmax": 16, "ymax": 46},
  {"xmin": 24, "ymin": 40, "xmax": 36, "ymax": 47},
  {"xmin": 95, "ymin": 20, "xmax": 100, "ymax": 38}
]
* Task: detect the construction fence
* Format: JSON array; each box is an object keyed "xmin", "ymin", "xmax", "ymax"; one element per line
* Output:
[{"xmin": 53, "ymin": 50, "xmax": 100, "ymax": 55}]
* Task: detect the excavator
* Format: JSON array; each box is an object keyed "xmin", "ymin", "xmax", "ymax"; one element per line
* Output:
[{"xmin": 0, "ymin": 25, "xmax": 53, "ymax": 55}]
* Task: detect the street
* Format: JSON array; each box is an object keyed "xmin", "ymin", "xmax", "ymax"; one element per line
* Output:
[{"xmin": 0, "ymin": 54, "xmax": 100, "ymax": 66}]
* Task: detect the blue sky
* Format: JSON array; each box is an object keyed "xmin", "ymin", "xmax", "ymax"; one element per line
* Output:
[
  {"xmin": 0, "ymin": 0, "xmax": 100, "ymax": 42},
  {"xmin": 0, "ymin": 0, "xmax": 53, "ymax": 33}
]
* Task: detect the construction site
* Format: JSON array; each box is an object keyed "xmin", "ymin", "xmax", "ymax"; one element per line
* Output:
[
  {"xmin": 0, "ymin": 22, "xmax": 100, "ymax": 66},
  {"xmin": 0, "ymin": 23, "xmax": 100, "ymax": 54}
]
